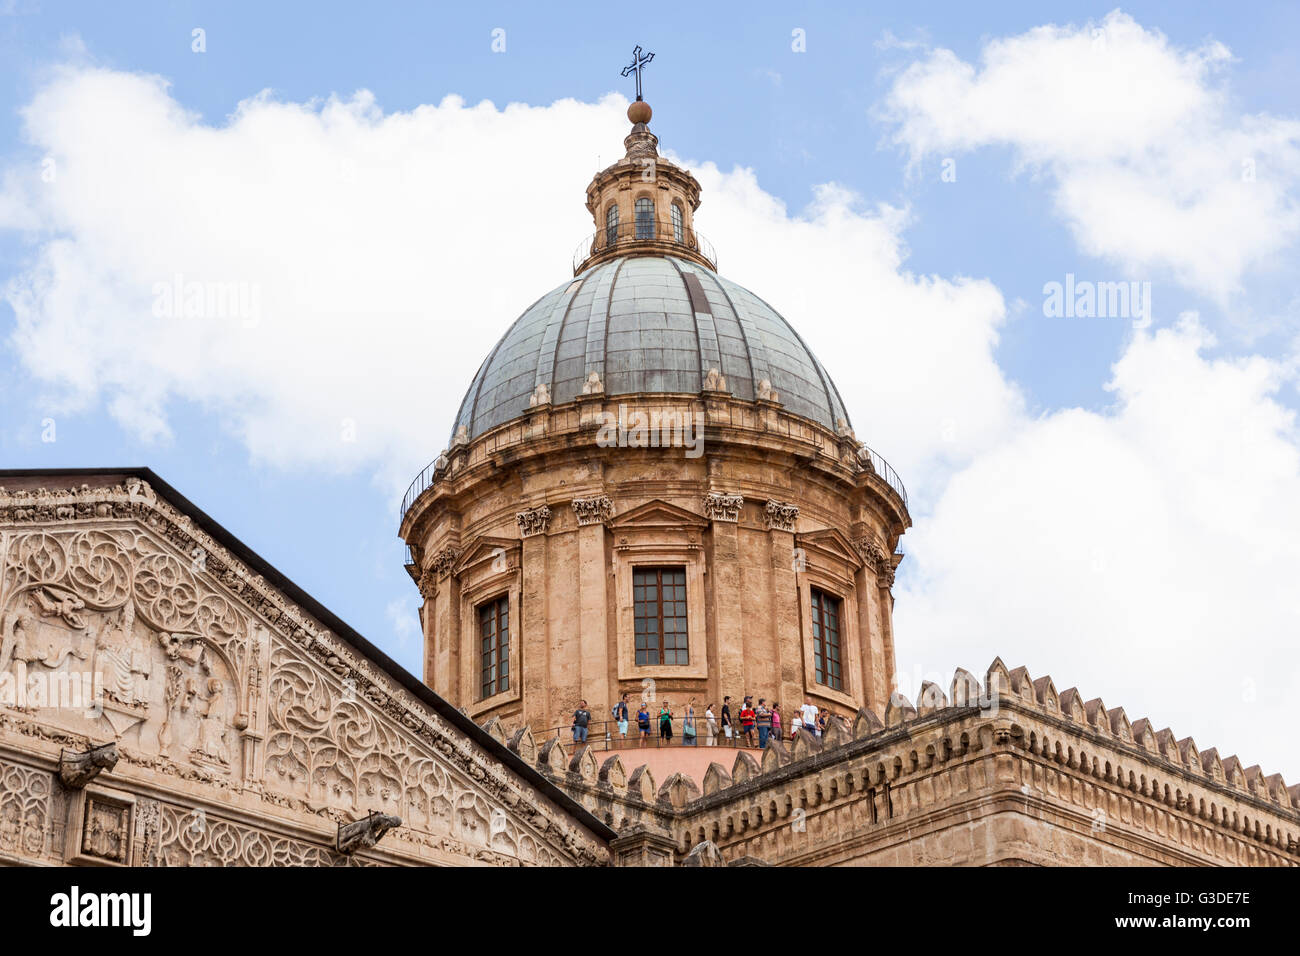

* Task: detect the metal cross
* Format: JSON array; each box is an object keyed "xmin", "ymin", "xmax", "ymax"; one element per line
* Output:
[{"xmin": 620, "ymin": 45, "xmax": 654, "ymax": 101}]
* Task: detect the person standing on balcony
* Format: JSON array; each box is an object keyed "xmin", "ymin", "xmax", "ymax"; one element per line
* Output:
[
  {"xmin": 611, "ymin": 693, "xmax": 629, "ymax": 739},
  {"xmin": 740, "ymin": 699, "xmax": 756, "ymax": 747},
  {"xmin": 659, "ymin": 701, "xmax": 674, "ymax": 743},
  {"xmin": 705, "ymin": 703, "xmax": 718, "ymax": 746},
  {"xmin": 756, "ymin": 698, "xmax": 772, "ymax": 749},
  {"xmin": 636, "ymin": 701, "xmax": 652, "ymax": 747},
  {"xmin": 720, "ymin": 696, "xmax": 733, "ymax": 741},
  {"xmin": 771, "ymin": 702, "xmax": 783, "ymax": 742},
  {"xmin": 683, "ymin": 700, "xmax": 697, "ymax": 746},
  {"xmin": 572, "ymin": 700, "xmax": 591, "ymax": 745},
  {"xmin": 801, "ymin": 697, "xmax": 819, "ymax": 738}
]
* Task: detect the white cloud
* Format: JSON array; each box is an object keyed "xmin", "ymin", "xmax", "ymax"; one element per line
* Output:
[
  {"xmin": 0, "ymin": 65, "xmax": 1023, "ymax": 501},
  {"xmin": 2, "ymin": 68, "xmax": 630, "ymax": 494},
  {"xmin": 882, "ymin": 10, "xmax": 1300, "ymax": 301},
  {"xmin": 386, "ymin": 597, "xmax": 420, "ymax": 649},
  {"xmin": 896, "ymin": 315, "xmax": 1300, "ymax": 771},
  {"xmin": 689, "ymin": 170, "xmax": 1024, "ymax": 496}
]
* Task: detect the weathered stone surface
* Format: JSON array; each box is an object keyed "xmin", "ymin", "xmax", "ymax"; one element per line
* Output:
[
  {"xmin": 0, "ymin": 475, "xmax": 610, "ymax": 868},
  {"xmin": 337, "ymin": 812, "xmax": 402, "ymax": 855},
  {"xmin": 58, "ymin": 743, "xmax": 119, "ymax": 789},
  {"xmin": 681, "ymin": 839, "xmax": 724, "ymax": 866}
]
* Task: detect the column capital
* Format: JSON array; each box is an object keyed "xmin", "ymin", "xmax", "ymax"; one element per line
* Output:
[
  {"xmin": 853, "ymin": 537, "xmax": 896, "ymax": 589},
  {"xmin": 431, "ymin": 545, "xmax": 462, "ymax": 579},
  {"xmin": 516, "ymin": 505, "xmax": 552, "ymax": 537},
  {"xmin": 763, "ymin": 499, "xmax": 799, "ymax": 532},
  {"xmin": 571, "ymin": 495, "xmax": 614, "ymax": 526},
  {"xmin": 702, "ymin": 491, "xmax": 744, "ymax": 523}
]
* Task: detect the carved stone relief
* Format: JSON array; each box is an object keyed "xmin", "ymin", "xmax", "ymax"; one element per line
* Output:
[
  {"xmin": 571, "ymin": 496, "xmax": 614, "ymax": 527},
  {"xmin": 763, "ymin": 500, "xmax": 799, "ymax": 533},
  {"xmin": 702, "ymin": 492, "xmax": 744, "ymax": 523},
  {"xmin": 0, "ymin": 527, "xmax": 251, "ymax": 783},
  {"xmin": 515, "ymin": 506, "xmax": 551, "ymax": 538},
  {"xmin": 0, "ymin": 480, "xmax": 609, "ymax": 868},
  {"xmin": 0, "ymin": 757, "xmax": 50, "ymax": 861}
]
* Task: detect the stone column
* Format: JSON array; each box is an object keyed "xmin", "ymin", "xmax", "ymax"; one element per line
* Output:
[
  {"xmin": 572, "ymin": 496, "xmax": 613, "ymax": 715},
  {"xmin": 764, "ymin": 500, "xmax": 804, "ymax": 716},
  {"xmin": 419, "ymin": 570, "xmax": 438, "ymax": 689},
  {"xmin": 853, "ymin": 538, "xmax": 896, "ymax": 713},
  {"xmin": 878, "ymin": 553, "xmax": 899, "ymax": 706},
  {"xmin": 704, "ymin": 491, "xmax": 745, "ymax": 700},
  {"xmin": 517, "ymin": 505, "xmax": 552, "ymax": 731},
  {"xmin": 427, "ymin": 543, "xmax": 462, "ymax": 703}
]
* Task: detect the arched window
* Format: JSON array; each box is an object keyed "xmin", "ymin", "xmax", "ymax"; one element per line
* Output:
[
  {"xmin": 635, "ymin": 197, "xmax": 655, "ymax": 239},
  {"xmin": 605, "ymin": 205, "xmax": 619, "ymax": 246},
  {"xmin": 671, "ymin": 202, "xmax": 684, "ymax": 243}
]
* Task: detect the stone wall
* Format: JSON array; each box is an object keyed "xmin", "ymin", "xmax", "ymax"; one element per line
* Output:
[
  {"xmin": 512, "ymin": 658, "xmax": 1299, "ymax": 867},
  {"xmin": 402, "ymin": 391, "xmax": 910, "ymax": 737}
]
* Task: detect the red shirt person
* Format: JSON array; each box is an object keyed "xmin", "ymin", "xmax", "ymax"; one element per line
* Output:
[{"xmin": 739, "ymin": 702, "xmax": 757, "ymax": 746}]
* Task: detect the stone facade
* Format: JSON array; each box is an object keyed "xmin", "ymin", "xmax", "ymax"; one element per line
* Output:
[
  {"xmin": 0, "ymin": 473, "xmax": 611, "ymax": 867},
  {"xmin": 532, "ymin": 661, "xmax": 1299, "ymax": 867},
  {"xmin": 400, "ymin": 391, "xmax": 909, "ymax": 736}
]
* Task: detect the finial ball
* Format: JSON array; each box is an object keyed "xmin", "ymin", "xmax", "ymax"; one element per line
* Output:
[{"xmin": 627, "ymin": 100, "xmax": 652, "ymax": 125}]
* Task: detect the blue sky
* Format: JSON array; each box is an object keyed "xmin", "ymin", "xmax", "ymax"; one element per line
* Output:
[{"xmin": 1, "ymin": 3, "xmax": 1297, "ymax": 770}]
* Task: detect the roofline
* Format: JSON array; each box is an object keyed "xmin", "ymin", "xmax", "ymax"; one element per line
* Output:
[{"xmin": 0, "ymin": 466, "xmax": 616, "ymax": 846}]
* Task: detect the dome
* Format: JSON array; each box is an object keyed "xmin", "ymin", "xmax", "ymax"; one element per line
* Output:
[{"xmin": 451, "ymin": 254, "xmax": 851, "ymax": 443}]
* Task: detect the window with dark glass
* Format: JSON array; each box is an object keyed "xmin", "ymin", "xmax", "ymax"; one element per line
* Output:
[
  {"xmin": 811, "ymin": 588, "xmax": 842, "ymax": 690},
  {"xmin": 634, "ymin": 197, "xmax": 655, "ymax": 239},
  {"xmin": 479, "ymin": 595, "xmax": 509, "ymax": 698},
  {"xmin": 605, "ymin": 204, "xmax": 619, "ymax": 246},
  {"xmin": 671, "ymin": 202, "xmax": 684, "ymax": 243},
  {"xmin": 633, "ymin": 567, "xmax": 687, "ymax": 665}
]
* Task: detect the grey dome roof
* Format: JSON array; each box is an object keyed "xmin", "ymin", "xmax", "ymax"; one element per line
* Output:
[{"xmin": 451, "ymin": 255, "xmax": 851, "ymax": 442}]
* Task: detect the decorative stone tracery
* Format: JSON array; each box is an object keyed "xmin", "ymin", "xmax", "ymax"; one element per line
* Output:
[{"xmin": 0, "ymin": 478, "xmax": 609, "ymax": 868}]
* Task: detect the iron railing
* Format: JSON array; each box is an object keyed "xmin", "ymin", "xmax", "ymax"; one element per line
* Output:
[
  {"xmin": 860, "ymin": 444, "xmax": 908, "ymax": 509},
  {"xmin": 401, "ymin": 459, "xmax": 440, "ymax": 524},
  {"xmin": 573, "ymin": 217, "xmax": 717, "ymax": 274},
  {"xmin": 541, "ymin": 717, "xmax": 825, "ymax": 752}
]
